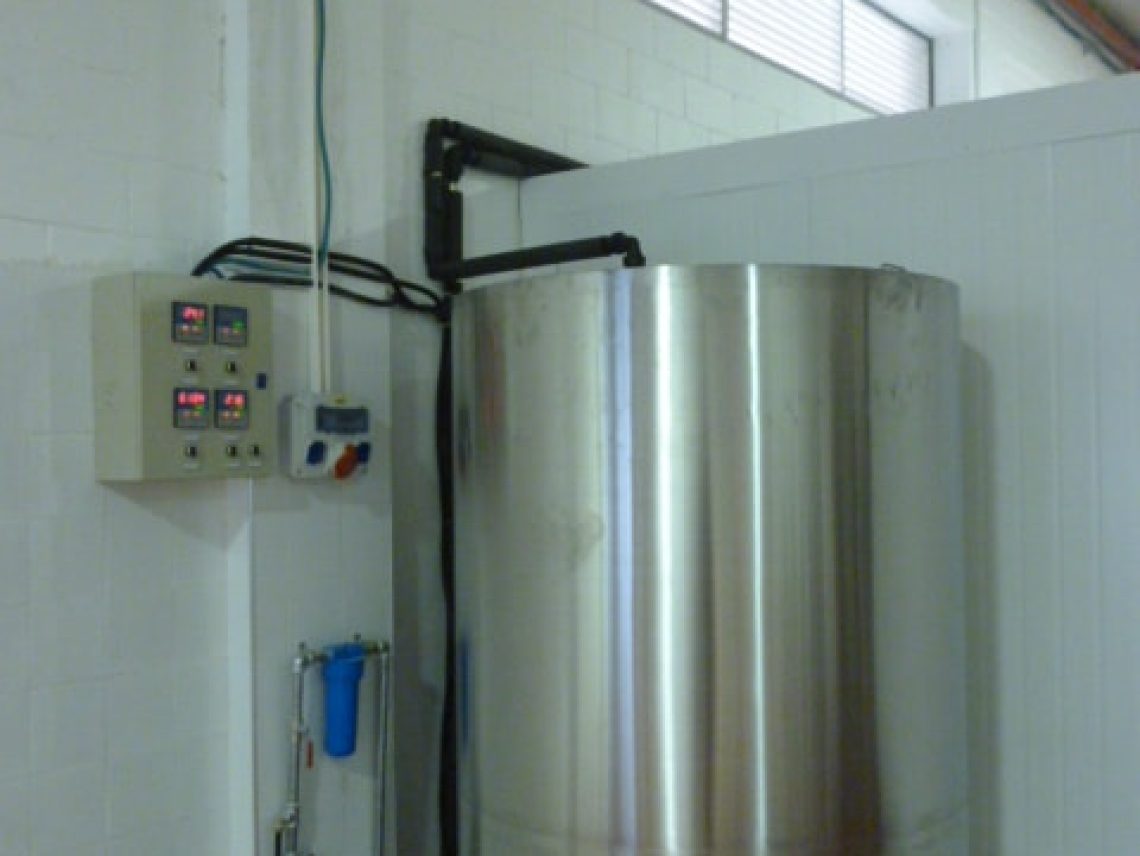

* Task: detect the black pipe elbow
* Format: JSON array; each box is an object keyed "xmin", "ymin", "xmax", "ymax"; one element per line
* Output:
[{"xmin": 610, "ymin": 233, "xmax": 646, "ymax": 268}]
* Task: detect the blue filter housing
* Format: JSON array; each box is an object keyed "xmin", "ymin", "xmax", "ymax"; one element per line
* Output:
[{"xmin": 322, "ymin": 643, "xmax": 366, "ymax": 758}]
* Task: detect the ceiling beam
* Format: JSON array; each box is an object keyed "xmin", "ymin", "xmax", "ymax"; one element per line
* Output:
[{"xmin": 1048, "ymin": 0, "xmax": 1140, "ymax": 70}]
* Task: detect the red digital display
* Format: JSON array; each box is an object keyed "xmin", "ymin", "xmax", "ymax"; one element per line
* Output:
[
  {"xmin": 177, "ymin": 390, "xmax": 209, "ymax": 408},
  {"xmin": 181, "ymin": 305, "xmax": 206, "ymax": 323},
  {"xmin": 221, "ymin": 392, "xmax": 246, "ymax": 409}
]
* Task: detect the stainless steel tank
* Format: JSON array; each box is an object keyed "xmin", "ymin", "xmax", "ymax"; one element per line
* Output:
[{"xmin": 451, "ymin": 265, "xmax": 966, "ymax": 855}]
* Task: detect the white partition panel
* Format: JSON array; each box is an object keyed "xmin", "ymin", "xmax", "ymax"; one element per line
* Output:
[{"xmin": 495, "ymin": 73, "xmax": 1140, "ymax": 856}]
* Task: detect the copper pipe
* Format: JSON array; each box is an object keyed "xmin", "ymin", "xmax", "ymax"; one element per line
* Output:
[{"xmin": 1051, "ymin": 0, "xmax": 1140, "ymax": 69}]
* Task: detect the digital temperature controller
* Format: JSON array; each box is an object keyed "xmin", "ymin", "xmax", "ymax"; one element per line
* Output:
[
  {"xmin": 214, "ymin": 305, "xmax": 249, "ymax": 347},
  {"xmin": 172, "ymin": 301, "xmax": 209, "ymax": 344},
  {"xmin": 215, "ymin": 389, "xmax": 250, "ymax": 430},
  {"xmin": 174, "ymin": 387, "xmax": 210, "ymax": 429}
]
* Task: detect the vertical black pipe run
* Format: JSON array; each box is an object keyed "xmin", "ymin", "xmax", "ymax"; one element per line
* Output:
[
  {"xmin": 423, "ymin": 121, "xmax": 449, "ymax": 283},
  {"xmin": 424, "ymin": 118, "xmax": 640, "ymax": 856},
  {"xmin": 436, "ymin": 306, "xmax": 457, "ymax": 856},
  {"xmin": 427, "ymin": 118, "xmax": 461, "ymax": 856}
]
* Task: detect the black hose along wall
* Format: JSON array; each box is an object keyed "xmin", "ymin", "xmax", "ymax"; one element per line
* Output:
[
  {"xmin": 436, "ymin": 318, "xmax": 457, "ymax": 856},
  {"xmin": 422, "ymin": 117, "xmax": 646, "ymax": 855}
]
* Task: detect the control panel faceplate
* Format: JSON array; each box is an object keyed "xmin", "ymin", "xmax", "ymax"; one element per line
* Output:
[{"xmin": 94, "ymin": 273, "xmax": 275, "ymax": 481}]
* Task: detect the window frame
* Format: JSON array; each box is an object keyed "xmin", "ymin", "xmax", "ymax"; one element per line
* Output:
[{"xmin": 645, "ymin": 0, "xmax": 934, "ymax": 115}]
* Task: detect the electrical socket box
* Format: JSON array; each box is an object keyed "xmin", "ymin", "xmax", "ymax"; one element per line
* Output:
[
  {"xmin": 283, "ymin": 393, "xmax": 372, "ymax": 480},
  {"xmin": 93, "ymin": 272, "xmax": 276, "ymax": 481}
]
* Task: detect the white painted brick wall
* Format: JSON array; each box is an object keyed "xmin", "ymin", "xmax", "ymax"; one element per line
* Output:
[
  {"xmin": 732, "ymin": 96, "xmax": 780, "ymax": 138},
  {"xmin": 597, "ymin": 88, "xmax": 659, "ymax": 153},
  {"xmin": 630, "ymin": 53, "xmax": 686, "ymax": 115},
  {"xmin": 603, "ymin": 0, "xmax": 661, "ymax": 58},
  {"xmin": 0, "ymin": 2, "xmax": 230, "ymax": 855},
  {"xmin": 567, "ymin": 25, "xmax": 632, "ymax": 91},
  {"xmin": 685, "ymin": 75, "xmax": 735, "ymax": 134},
  {"xmin": 654, "ymin": 11, "xmax": 711, "ymax": 77},
  {"xmin": 979, "ymin": 0, "xmax": 1111, "ymax": 97},
  {"xmin": 533, "ymin": 67, "xmax": 599, "ymax": 133}
]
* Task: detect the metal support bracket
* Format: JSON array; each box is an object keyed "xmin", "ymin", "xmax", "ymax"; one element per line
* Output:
[{"xmin": 422, "ymin": 117, "xmax": 647, "ymax": 293}]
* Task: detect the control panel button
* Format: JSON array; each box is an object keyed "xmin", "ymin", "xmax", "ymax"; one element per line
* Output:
[
  {"xmin": 183, "ymin": 358, "xmax": 198, "ymax": 373},
  {"xmin": 306, "ymin": 441, "xmax": 327, "ymax": 466},
  {"xmin": 356, "ymin": 442, "xmax": 372, "ymax": 464},
  {"xmin": 248, "ymin": 443, "xmax": 261, "ymax": 459},
  {"xmin": 225, "ymin": 444, "xmax": 238, "ymax": 459},
  {"xmin": 224, "ymin": 360, "xmax": 238, "ymax": 375},
  {"xmin": 184, "ymin": 444, "xmax": 198, "ymax": 459}
]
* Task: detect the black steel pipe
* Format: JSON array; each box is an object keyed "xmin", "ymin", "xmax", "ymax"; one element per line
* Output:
[
  {"xmin": 424, "ymin": 117, "xmax": 613, "ymax": 294},
  {"xmin": 424, "ymin": 120, "xmax": 470, "ymax": 282},
  {"xmin": 442, "ymin": 148, "xmax": 465, "ymax": 290},
  {"xmin": 460, "ymin": 149, "xmax": 544, "ymax": 179},
  {"xmin": 423, "ymin": 136, "xmax": 450, "ymax": 276},
  {"xmin": 435, "ymin": 118, "xmax": 585, "ymax": 177},
  {"xmin": 428, "ymin": 233, "xmax": 645, "ymax": 282}
]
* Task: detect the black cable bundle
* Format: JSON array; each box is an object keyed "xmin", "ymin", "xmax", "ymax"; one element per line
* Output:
[
  {"xmin": 193, "ymin": 236, "xmax": 447, "ymax": 321},
  {"xmin": 435, "ymin": 319, "xmax": 458, "ymax": 856}
]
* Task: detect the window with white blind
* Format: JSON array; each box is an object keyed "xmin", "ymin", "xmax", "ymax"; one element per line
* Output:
[
  {"xmin": 652, "ymin": 0, "xmax": 723, "ymax": 32},
  {"xmin": 646, "ymin": 0, "xmax": 932, "ymax": 115}
]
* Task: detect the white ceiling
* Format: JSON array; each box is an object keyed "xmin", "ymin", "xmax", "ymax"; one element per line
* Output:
[{"xmin": 1097, "ymin": 0, "xmax": 1140, "ymax": 41}]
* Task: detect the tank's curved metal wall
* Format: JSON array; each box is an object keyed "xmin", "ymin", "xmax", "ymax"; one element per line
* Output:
[{"xmin": 451, "ymin": 265, "xmax": 966, "ymax": 855}]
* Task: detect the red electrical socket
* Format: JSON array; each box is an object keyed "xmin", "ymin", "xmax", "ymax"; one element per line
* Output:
[{"xmin": 333, "ymin": 444, "xmax": 359, "ymax": 480}]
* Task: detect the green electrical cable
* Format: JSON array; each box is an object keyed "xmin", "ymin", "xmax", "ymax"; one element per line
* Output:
[{"xmin": 316, "ymin": 0, "xmax": 332, "ymax": 263}]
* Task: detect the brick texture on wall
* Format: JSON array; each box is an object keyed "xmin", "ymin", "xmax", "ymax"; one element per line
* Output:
[{"xmin": 0, "ymin": 2, "xmax": 231, "ymax": 855}]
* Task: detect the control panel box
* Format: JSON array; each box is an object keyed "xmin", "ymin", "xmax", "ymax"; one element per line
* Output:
[
  {"xmin": 283, "ymin": 393, "xmax": 372, "ymax": 480},
  {"xmin": 93, "ymin": 273, "xmax": 275, "ymax": 481}
]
